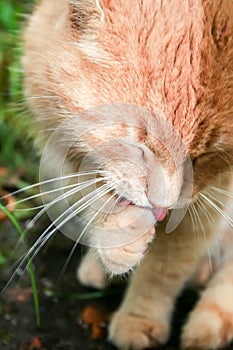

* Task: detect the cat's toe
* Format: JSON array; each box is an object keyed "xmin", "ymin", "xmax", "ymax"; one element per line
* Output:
[
  {"xmin": 181, "ymin": 302, "xmax": 233, "ymax": 349},
  {"xmin": 109, "ymin": 311, "xmax": 168, "ymax": 350},
  {"xmin": 77, "ymin": 252, "xmax": 109, "ymax": 289}
]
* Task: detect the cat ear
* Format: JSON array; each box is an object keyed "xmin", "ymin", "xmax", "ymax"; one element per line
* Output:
[
  {"xmin": 69, "ymin": 0, "xmax": 113, "ymax": 62},
  {"xmin": 69, "ymin": 0, "xmax": 111, "ymax": 28}
]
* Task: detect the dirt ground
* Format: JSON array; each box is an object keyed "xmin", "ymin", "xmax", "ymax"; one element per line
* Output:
[{"xmin": 0, "ymin": 218, "xmax": 233, "ymax": 350}]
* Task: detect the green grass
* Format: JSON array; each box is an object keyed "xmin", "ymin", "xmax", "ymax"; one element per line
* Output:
[
  {"xmin": 0, "ymin": 0, "xmax": 36, "ymax": 176},
  {"xmin": 0, "ymin": 0, "xmax": 40, "ymax": 326},
  {"xmin": 0, "ymin": 203, "xmax": 40, "ymax": 326}
]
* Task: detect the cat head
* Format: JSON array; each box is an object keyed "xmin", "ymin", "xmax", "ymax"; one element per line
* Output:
[{"xmin": 24, "ymin": 0, "xmax": 233, "ymax": 271}]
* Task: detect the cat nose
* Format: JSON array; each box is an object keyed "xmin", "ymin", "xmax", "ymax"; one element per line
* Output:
[{"xmin": 152, "ymin": 207, "xmax": 168, "ymax": 222}]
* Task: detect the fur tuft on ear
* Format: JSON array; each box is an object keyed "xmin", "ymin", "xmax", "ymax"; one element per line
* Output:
[
  {"xmin": 68, "ymin": 0, "xmax": 114, "ymax": 64},
  {"xmin": 69, "ymin": 0, "xmax": 110, "ymax": 31},
  {"xmin": 95, "ymin": 0, "xmax": 105, "ymax": 22}
]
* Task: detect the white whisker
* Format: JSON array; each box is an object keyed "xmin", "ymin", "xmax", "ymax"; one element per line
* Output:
[
  {"xmin": 9, "ymin": 182, "xmax": 117, "ymax": 285},
  {"xmin": 200, "ymin": 193, "xmax": 233, "ymax": 228},
  {"xmin": 25, "ymin": 177, "xmax": 109, "ymax": 231},
  {"xmin": 187, "ymin": 205, "xmax": 195, "ymax": 233},
  {"xmin": 102, "ymin": 191, "xmax": 119, "ymax": 222},
  {"xmin": 0, "ymin": 170, "xmax": 107, "ymax": 201},
  {"xmin": 194, "ymin": 198, "xmax": 213, "ymax": 270},
  {"xmin": 196, "ymin": 197, "xmax": 213, "ymax": 230},
  {"xmin": 13, "ymin": 206, "xmax": 45, "ymax": 211},
  {"xmin": 57, "ymin": 192, "xmax": 117, "ymax": 283},
  {"xmin": 4, "ymin": 182, "xmax": 82, "ymax": 209},
  {"xmin": 208, "ymin": 193, "xmax": 226, "ymax": 208},
  {"xmin": 192, "ymin": 201, "xmax": 205, "ymax": 234},
  {"xmin": 209, "ymin": 186, "xmax": 233, "ymax": 198},
  {"xmin": 20, "ymin": 183, "xmax": 115, "ymax": 275},
  {"xmin": 11, "ymin": 177, "xmax": 110, "ymax": 256}
]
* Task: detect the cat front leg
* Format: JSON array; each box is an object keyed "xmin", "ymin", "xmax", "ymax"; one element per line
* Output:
[
  {"xmin": 182, "ymin": 259, "xmax": 233, "ymax": 350},
  {"xmin": 108, "ymin": 261, "xmax": 172, "ymax": 350},
  {"xmin": 109, "ymin": 219, "xmax": 201, "ymax": 350}
]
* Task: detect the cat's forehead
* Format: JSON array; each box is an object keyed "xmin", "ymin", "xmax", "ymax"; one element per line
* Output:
[
  {"xmin": 41, "ymin": 0, "xmax": 232, "ymax": 161},
  {"xmin": 94, "ymin": 2, "xmax": 231, "ymax": 158}
]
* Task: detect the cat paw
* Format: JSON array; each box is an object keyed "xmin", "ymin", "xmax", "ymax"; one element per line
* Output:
[
  {"xmin": 97, "ymin": 225, "xmax": 156, "ymax": 275},
  {"xmin": 91, "ymin": 205, "xmax": 156, "ymax": 275},
  {"xmin": 77, "ymin": 253, "xmax": 109, "ymax": 289},
  {"xmin": 181, "ymin": 302, "xmax": 233, "ymax": 349},
  {"xmin": 109, "ymin": 311, "xmax": 168, "ymax": 350}
]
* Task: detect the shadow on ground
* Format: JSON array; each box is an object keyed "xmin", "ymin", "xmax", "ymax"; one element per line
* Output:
[{"xmin": 0, "ymin": 219, "xmax": 232, "ymax": 350}]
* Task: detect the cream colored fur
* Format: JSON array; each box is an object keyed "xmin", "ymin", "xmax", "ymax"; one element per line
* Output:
[{"xmin": 23, "ymin": 0, "xmax": 233, "ymax": 349}]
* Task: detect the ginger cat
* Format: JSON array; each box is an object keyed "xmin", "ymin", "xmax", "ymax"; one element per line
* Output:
[{"xmin": 23, "ymin": 1, "xmax": 233, "ymax": 349}]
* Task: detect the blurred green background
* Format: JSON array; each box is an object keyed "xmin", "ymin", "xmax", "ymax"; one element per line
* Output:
[
  {"xmin": 0, "ymin": 0, "xmax": 40, "ymax": 271},
  {"xmin": 0, "ymin": 0, "xmax": 36, "ymax": 179}
]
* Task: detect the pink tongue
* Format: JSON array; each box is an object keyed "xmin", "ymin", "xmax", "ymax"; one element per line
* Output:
[
  {"xmin": 117, "ymin": 199, "xmax": 168, "ymax": 222},
  {"xmin": 118, "ymin": 198, "xmax": 132, "ymax": 207},
  {"xmin": 153, "ymin": 208, "xmax": 168, "ymax": 222}
]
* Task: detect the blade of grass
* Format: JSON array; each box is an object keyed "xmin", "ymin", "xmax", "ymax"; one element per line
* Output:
[
  {"xmin": 45, "ymin": 286, "xmax": 124, "ymax": 301},
  {"xmin": 0, "ymin": 252, "xmax": 6, "ymax": 264},
  {"xmin": 0, "ymin": 203, "xmax": 40, "ymax": 326}
]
